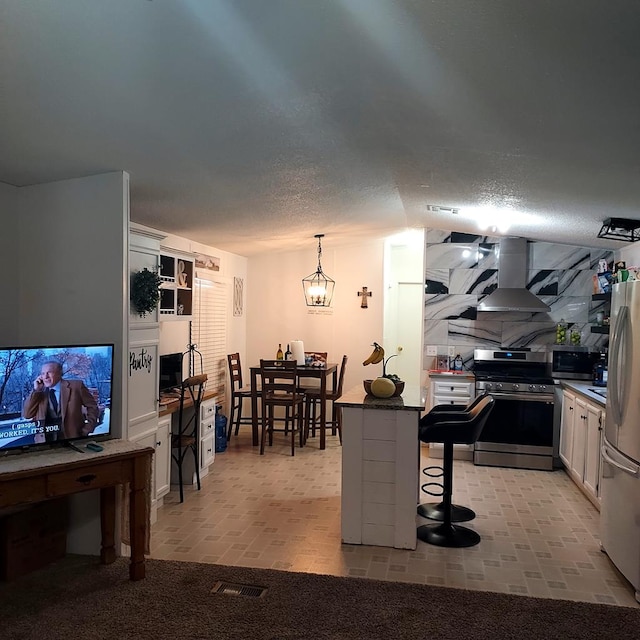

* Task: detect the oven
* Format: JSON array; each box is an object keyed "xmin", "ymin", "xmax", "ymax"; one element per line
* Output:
[{"xmin": 473, "ymin": 349, "xmax": 557, "ymax": 471}]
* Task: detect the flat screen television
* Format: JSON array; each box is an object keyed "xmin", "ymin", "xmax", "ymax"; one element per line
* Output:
[
  {"xmin": 159, "ymin": 352, "xmax": 183, "ymax": 394},
  {"xmin": 0, "ymin": 343, "xmax": 114, "ymax": 452}
]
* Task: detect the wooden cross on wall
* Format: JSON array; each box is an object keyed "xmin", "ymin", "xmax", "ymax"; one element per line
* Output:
[{"xmin": 358, "ymin": 286, "xmax": 372, "ymax": 308}]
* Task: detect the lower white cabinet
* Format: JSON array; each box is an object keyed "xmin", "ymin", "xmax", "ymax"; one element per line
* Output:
[
  {"xmin": 427, "ymin": 376, "xmax": 475, "ymax": 460},
  {"xmin": 130, "ymin": 415, "xmax": 172, "ymax": 523},
  {"xmin": 560, "ymin": 389, "xmax": 604, "ymax": 509},
  {"xmin": 155, "ymin": 416, "xmax": 171, "ymax": 500},
  {"xmin": 169, "ymin": 396, "xmax": 217, "ymax": 487}
]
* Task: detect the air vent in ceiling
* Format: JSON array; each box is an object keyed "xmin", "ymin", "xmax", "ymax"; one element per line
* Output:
[{"xmin": 427, "ymin": 205, "xmax": 459, "ymax": 215}]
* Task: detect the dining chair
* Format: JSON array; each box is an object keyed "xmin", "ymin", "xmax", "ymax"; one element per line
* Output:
[
  {"xmin": 226, "ymin": 352, "xmax": 255, "ymax": 441},
  {"xmin": 304, "ymin": 354, "xmax": 348, "ymax": 445},
  {"xmin": 259, "ymin": 359, "xmax": 305, "ymax": 456},
  {"xmin": 298, "ymin": 351, "xmax": 328, "ymax": 391},
  {"xmin": 170, "ymin": 373, "xmax": 208, "ymax": 503}
]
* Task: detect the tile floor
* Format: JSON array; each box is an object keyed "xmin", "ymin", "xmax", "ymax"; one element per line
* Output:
[{"xmin": 150, "ymin": 430, "xmax": 640, "ymax": 608}]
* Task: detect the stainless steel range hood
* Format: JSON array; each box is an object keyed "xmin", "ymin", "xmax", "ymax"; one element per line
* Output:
[{"xmin": 477, "ymin": 237, "xmax": 550, "ymax": 312}]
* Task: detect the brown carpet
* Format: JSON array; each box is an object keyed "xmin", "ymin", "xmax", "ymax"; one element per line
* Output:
[{"xmin": 1, "ymin": 556, "xmax": 639, "ymax": 639}]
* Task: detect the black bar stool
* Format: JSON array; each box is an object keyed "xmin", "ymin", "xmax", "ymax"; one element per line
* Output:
[
  {"xmin": 416, "ymin": 394, "xmax": 494, "ymax": 548},
  {"xmin": 418, "ymin": 394, "xmax": 489, "ymax": 523}
]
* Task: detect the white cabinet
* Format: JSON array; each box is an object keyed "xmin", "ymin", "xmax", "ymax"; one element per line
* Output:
[
  {"xmin": 559, "ymin": 390, "xmax": 576, "ymax": 468},
  {"xmin": 199, "ymin": 399, "xmax": 216, "ymax": 475},
  {"xmin": 584, "ymin": 406, "xmax": 604, "ymax": 502},
  {"xmin": 430, "ymin": 379, "xmax": 475, "ymax": 408},
  {"xmin": 560, "ymin": 388, "xmax": 604, "ymax": 509},
  {"xmin": 155, "ymin": 416, "xmax": 171, "ymax": 500},
  {"xmin": 427, "ymin": 376, "xmax": 475, "ymax": 460},
  {"xmin": 159, "ymin": 251, "xmax": 194, "ymax": 318},
  {"xmin": 169, "ymin": 396, "xmax": 217, "ymax": 487}
]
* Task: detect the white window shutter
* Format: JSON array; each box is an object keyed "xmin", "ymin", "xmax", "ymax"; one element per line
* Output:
[{"xmin": 192, "ymin": 275, "xmax": 228, "ymax": 398}]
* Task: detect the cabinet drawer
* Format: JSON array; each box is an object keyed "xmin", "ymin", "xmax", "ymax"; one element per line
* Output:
[
  {"xmin": 200, "ymin": 418, "xmax": 215, "ymax": 440},
  {"xmin": 47, "ymin": 461, "xmax": 128, "ymax": 496},
  {"xmin": 433, "ymin": 395, "xmax": 471, "ymax": 407},
  {"xmin": 201, "ymin": 399, "xmax": 216, "ymax": 422},
  {"xmin": 200, "ymin": 434, "xmax": 215, "ymax": 468},
  {"xmin": 432, "ymin": 381, "xmax": 473, "ymax": 397},
  {"xmin": 0, "ymin": 477, "xmax": 47, "ymax": 508}
]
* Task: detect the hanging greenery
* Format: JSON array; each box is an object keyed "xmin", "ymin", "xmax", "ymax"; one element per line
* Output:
[{"xmin": 131, "ymin": 268, "xmax": 162, "ymax": 317}]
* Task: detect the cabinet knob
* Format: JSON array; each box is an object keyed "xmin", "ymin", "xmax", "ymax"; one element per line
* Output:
[{"xmin": 156, "ymin": 441, "xmax": 162, "ymax": 447}]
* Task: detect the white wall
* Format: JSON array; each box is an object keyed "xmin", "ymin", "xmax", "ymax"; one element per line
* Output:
[
  {"xmin": 15, "ymin": 171, "xmax": 129, "ymax": 555},
  {"xmin": 0, "ymin": 182, "xmax": 20, "ymax": 343},
  {"xmin": 246, "ymin": 239, "xmax": 385, "ymax": 395}
]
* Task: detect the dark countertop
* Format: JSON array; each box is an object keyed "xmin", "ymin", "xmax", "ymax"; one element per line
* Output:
[
  {"xmin": 337, "ymin": 384, "xmax": 427, "ymax": 411},
  {"xmin": 558, "ymin": 380, "xmax": 606, "ymax": 407}
]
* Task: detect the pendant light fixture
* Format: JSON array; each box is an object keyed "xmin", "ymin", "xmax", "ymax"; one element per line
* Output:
[{"xmin": 302, "ymin": 234, "xmax": 335, "ymax": 307}]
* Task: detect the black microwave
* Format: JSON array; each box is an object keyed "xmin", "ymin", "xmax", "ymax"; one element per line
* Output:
[{"xmin": 549, "ymin": 347, "xmax": 602, "ymax": 380}]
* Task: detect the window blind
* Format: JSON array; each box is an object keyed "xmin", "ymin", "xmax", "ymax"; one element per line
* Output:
[{"xmin": 191, "ymin": 274, "xmax": 228, "ymax": 400}]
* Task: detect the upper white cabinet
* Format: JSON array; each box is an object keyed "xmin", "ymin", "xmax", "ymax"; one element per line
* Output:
[{"xmin": 159, "ymin": 251, "xmax": 194, "ymax": 319}]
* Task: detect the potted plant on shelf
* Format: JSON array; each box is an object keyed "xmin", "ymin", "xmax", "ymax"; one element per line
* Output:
[
  {"xmin": 130, "ymin": 267, "xmax": 162, "ymax": 317},
  {"xmin": 362, "ymin": 342, "xmax": 405, "ymax": 398}
]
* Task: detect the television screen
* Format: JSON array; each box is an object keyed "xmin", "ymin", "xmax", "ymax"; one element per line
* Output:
[
  {"xmin": 0, "ymin": 344, "xmax": 114, "ymax": 452},
  {"xmin": 159, "ymin": 352, "xmax": 183, "ymax": 394}
]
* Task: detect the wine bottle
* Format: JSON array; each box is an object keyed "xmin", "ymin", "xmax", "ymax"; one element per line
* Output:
[
  {"xmin": 276, "ymin": 344, "xmax": 284, "ymax": 360},
  {"xmin": 285, "ymin": 344, "xmax": 292, "ymax": 360}
]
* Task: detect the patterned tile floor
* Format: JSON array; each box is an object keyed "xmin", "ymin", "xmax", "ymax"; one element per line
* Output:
[{"xmin": 150, "ymin": 430, "xmax": 640, "ymax": 608}]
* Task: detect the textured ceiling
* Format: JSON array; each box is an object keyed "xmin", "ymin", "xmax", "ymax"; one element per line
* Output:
[{"xmin": 1, "ymin": 0, "xmax": 639, "ymax": 256}]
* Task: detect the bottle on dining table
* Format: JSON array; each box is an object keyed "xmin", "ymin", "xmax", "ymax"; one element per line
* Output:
[
  {"xmin": 276, "ymin": 343, "xmax": 284, "ymax": 360},
  {"xmin": 285, "ymin": 344, "xmax": 292, "ymax": 360}
]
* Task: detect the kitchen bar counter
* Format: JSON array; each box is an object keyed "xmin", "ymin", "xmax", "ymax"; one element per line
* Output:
[
  {"xmin": 558, "ymin": 380, "xmax": 606, "ymax": 407},
  {"xmin": 337, "ymin": 384, "xmax": 427, "ymax": 550}
]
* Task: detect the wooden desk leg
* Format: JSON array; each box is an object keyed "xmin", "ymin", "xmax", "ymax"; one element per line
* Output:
[
  {"xmin": 129, "ymin": 456, "xmax": 149, "ymax": 581},
  {"xmin": 251, "ymin": 369, "xmax": 259, "ymax": 446},
  {"xmin": 320, "ymin": 373, "xmax": 327, "ymax": 450},
  {"xmin": 100, "ymin": 486, "xmax": 116, "ymax": 565}
]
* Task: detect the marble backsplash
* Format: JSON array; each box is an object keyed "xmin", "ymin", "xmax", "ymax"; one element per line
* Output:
[{"xmin": 423, "ymin": 229, "xmax": 614, "ymax": 369}]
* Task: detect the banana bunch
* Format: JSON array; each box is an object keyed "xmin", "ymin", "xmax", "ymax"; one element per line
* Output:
[{"xmin": 363, "ymin": 342, "xmax": 385, "ymax": 366}]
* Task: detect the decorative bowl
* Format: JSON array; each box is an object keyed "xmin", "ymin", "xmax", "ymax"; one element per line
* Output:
[{"xmin": 363, "ymin": 379, "xmax": 405, "ymax": 398}]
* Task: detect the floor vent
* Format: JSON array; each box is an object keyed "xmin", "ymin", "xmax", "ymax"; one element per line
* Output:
[{"xmin": 210, "ymin": 581, "xmax": 268, "ymax": 598}]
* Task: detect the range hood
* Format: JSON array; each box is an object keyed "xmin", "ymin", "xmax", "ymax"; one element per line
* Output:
[{"xmin": 477, "ymin": 237, "xmax": 550, "ymax": 312}]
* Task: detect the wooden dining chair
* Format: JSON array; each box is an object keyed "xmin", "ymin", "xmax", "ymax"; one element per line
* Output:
[
  {"xmin": 259, "ymin": 359, "xmax": 305, "ymax": 456},
  {"xmin": 170, "ymin": 373, "xmax": 208, "ymax": 503},
  {"xmin": 304, "ymin": 354, "xmax": 348, "ymax": 445},
  {"xmin": 226, "ymin": 352, "xmax": 255, "ymax": 441}
]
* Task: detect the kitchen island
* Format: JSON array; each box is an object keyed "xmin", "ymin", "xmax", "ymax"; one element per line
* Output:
[{"xmin": 337, "ymin": 384, "xmax": 427, "ymax": 550}]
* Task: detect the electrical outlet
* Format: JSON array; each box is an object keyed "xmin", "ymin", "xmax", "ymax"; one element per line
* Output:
[
  {"xmin": 448, "ymin": 346, "xmax": 455, "ymax": 357},
  {"xmin": 426, "ymin": 345, "xmax": 437, "ymax": 356}
]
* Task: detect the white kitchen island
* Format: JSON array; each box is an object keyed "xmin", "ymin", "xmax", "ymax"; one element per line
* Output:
[{"xmin": 336, "ymin": 384, "xmax": 427, "ymax": 550}]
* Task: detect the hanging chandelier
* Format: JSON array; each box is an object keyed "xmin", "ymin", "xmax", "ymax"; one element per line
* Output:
[{"xmin": 302, "ymin": 234, "xmax": 335, "ymax": 307}]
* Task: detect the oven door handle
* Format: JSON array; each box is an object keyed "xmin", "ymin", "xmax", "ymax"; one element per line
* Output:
[{"xmin": 485, "ymin": 391, "xmax": 555, "ymax": 403}]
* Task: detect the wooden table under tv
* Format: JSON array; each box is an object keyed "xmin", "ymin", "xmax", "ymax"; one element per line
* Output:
[
  {"xmin": 0, "ymin": 439, "xmax": 153, "ymax": 581},
  {"xmin": 249, "ymin": 362, "xmax": 338, "ymax": 450}
]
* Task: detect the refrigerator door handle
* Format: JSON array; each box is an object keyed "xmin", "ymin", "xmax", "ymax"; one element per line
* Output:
[
  {"xmin": 602, "ymin": 444, "xmax": 639, "ymax": 477},
  {"xmin": 609, "ymin": 304, "xmax": 629, "ymax": 427}
]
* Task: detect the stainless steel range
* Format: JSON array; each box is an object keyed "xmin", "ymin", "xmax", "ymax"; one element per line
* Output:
[{"xmin": 473, "ymin": 348, "xmax": 557, "ymax": 471}]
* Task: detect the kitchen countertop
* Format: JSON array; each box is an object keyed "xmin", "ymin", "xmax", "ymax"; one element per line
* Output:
[
  {"xmin": 558, "ymin": 380, "xmax": 607, "ymax": 406},
  {"xmin": 427, "ymin": 370, "xmax": 475, "ymax": 379},
  {"xmin": 337, "ymin": 384, "xmax": 427, "ymax": 411}
]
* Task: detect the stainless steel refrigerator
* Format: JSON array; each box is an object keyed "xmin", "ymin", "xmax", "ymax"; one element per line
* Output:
[{"xmin": 601, "ymin": 279, "xmax": 640, "ymax": 603}]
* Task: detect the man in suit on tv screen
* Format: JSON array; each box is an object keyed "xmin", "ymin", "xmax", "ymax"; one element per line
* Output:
[{"xmin": 23, "ymin": 360, "xmax": 99, "ymax": 442}]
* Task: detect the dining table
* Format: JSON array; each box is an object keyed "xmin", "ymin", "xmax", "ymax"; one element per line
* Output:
[{"xmin": 249, "ymin": 362, "xmax": 338, "ymax": 450}]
